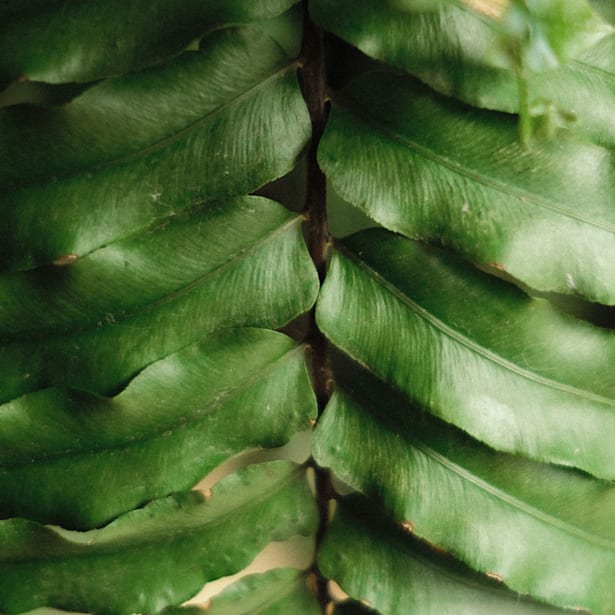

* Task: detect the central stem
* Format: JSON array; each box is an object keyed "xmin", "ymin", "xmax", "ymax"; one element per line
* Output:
[
  {"xmin": 300, "ymin": 2, "xmax": 333, "ymax": 611},
  {"xmin": 302, "ymin": 5, "xmax": 328, "ymax": 282}
]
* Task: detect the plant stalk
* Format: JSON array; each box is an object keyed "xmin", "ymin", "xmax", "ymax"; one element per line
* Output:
[
  {"xmin": 517, "ymin": 70, "xmax": 531, "ymax": 146},
  {"xmin": 300, "ymin": 2, "xmax": 333, "ymax": 611}
]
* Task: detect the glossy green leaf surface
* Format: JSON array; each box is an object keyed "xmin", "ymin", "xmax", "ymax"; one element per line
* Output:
[
  {"xmin": 5, "ymin": 1, "xmax": 615, "ymax": 613},
  {"xmin": 320, "ymin": 500, "xmax": 567, "ymax": 614},
  {"xmin": 0, "ymin": 196, "xmax": 318, "ymax": 403},
  {"xmin": 317, "ymin": 229, "xmax": 615, "ymax": 478},
  {"xmin": 0, "ymin": 0, "xmax": 297, "ymax": 84},
  {"xmin": 319, "ymin": 73, "xmax": 615, "ymax": 304},
  {"xmin": 0, "ymin": 328, "xmax": 316, "ymax": 529},
  {"xmin": 313, "ymin": 378, "xmax": 615, "ymax": 613},
  {"xmin": 166, "ymin": 569, "xmax": 320, "ymax": 614},
  {"xmin": 0, "ymin": 27, "xmax": 310, "ymax": 271},
  {"xmin": 311, "ymin": 0, "xmax": 615, "ymax": 147},
  {"xmin": 0, "ymin": 461, "xmax": 317, "ymax": 615}
]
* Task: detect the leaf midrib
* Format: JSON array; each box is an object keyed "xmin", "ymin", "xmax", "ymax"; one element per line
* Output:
[
  {"xmin": 335, "ymin": 245, "xmax": 615, "ymax": 408},
  {"xmin": 411, "ymin": 436, "xmax": 615, "ymax": 550},
  {"xmin": 90, "ymin": 466, "xmax": 304, "ymax": 549},
  {"xmin": 11, "ymin": 213, "xmax": 303, "ymax": 343},
  {"xmin": 342, "ymin": 517, "xmax": 537, "ymax": 602},
  {"xmin": 0, "ymin": 343, "xmax": 305, "ymax": 467},
  {"xmin": 339, "ymin": 389, "xmax": 615, "ymax": 552},
  {"xmin": 333, "ymin": 95, "xmax": 615, "ymax": 235},
  {"xmin": 11, "ymin": 61, "xmax": 297, "ymax": 191},
  {"xmin": 4, "ymin": 465, "xmax": 304, "ymax": 560}
]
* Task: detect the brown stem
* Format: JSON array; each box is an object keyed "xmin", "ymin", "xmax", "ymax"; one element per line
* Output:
[
  {"xmin": 301, "ymin": 2, "xmax": 328, "ymax": 282},
  {"xmin": 300, "ymin": 2, "xmax": 333, "ymax": 611}
]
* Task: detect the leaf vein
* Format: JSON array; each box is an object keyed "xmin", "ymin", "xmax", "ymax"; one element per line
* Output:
[{"xmin": 337, "ymin": 245, "xmax": 615, "ymax": 408}]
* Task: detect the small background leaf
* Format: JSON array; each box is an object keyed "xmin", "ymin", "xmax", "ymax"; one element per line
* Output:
[
  {"xmin": 486, "ymin": 0, "xmax": 611, "ymax": 73},
  {"xmin": 312, "ymin": 0, "xmax": 615, "ymax": 147}
]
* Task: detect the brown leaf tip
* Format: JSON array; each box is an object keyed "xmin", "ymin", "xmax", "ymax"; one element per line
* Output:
[
  {"xmin": 486, "ymin": 571, "xmax": 504, "ymax": 582},
  {"xmin": 401, "ymin": 519, "xmax": 414, "ymax": 533},
  {"xmin": 463, "ymin": 0, "xmax": 508, "ymax": 20},
  {"xmin": 53, "ymin": 253, "xmax": 79, "ymax": 266},
  {"xmin": 307, "ymin": 572, "xmax": 318, "ymax": 593}
]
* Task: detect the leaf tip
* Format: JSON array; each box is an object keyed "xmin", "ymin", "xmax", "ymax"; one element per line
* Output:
[
  {"xmin": 401, "ymin": 519, "xmax": 414, "ymax": 533},
  {"xmin": 486, "ymin": 571, "xmax": 504, "ymax": 583},
  {"xmin": 53, "ymin": 253, "xmax": 80, "ymax": 266},
  {"xmin": 359, "ymin": 598, "xmax": 374, "ymax": 609},
  {"xmin": 308, "ymin": 571, "xmax": 319, "ymax": 595},
  {"xmin": 463, "ymin": 0, "xmax": 509, "ymax": 20}
]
